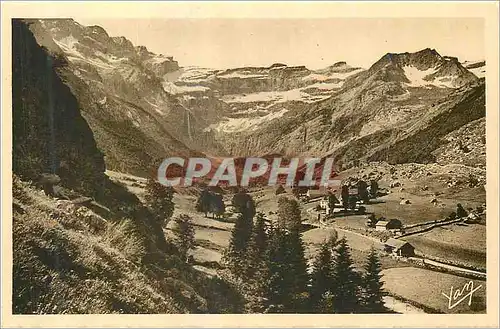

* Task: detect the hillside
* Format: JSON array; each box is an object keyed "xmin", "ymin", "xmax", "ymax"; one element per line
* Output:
[
  {"xmin": 12, "ymin": 19, "xmax": 241, "ymax": 314},
  {"xmin": 12, "ymin": 20, "xmax": 105, "ymax": 196}
]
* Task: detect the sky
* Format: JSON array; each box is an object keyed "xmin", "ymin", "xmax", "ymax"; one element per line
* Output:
[{"xmin": 74, "ymin": 18, "xmax": 484, "ymax": 70}]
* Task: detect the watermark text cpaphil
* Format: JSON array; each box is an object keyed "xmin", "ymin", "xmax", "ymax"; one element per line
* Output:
[{"xmin": 157, "ymin": 157, "xmax": 341, "ymax": 188}]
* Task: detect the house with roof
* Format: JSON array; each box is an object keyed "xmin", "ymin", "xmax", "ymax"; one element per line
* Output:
[
  {"xmin": 348, "ymin": 187, "xmax": 359, "ymax": 196},
  {"xmin": 318, "ymin": 194, "xmax": 339, "ymax": 215},
  {"xmin": 375, "ymin": 218, "xmax": 403, "ymax": 231},
  {"xmin": 306, "ymin": 187, "xmax": 331, "ymax": 200},
  {"xmin": 384, "ymin": 238, "xmax": 415, "ymax": 257}
]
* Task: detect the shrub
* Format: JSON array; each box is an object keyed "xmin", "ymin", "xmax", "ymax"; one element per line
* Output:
[{"xmin": 104, "ymin": 219, "xmax": 146, "ymax": 264}]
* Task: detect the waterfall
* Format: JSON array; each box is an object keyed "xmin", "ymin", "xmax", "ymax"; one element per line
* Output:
[
  {"xmin": 46, "ymin": 56, "xmax": 57, "ymax": 174},
  {"xmin": 186, "ymin": 110, "xmax": 192, "ymax": 140}
]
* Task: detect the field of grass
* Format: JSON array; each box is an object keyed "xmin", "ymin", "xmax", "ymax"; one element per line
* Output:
[
  {"xmin": 193, "ymin": 227, "xmax": 231, "ymax": 249},
  {"xmin": 110, "ymin": 169, "xmax": 487, "ymax": 307},
  {"xmin": 370, "ymin": 196, "xmax": 453, "ymax": 225},
  {"xmin": 326, "ymin": 188, "xmax": 480, "ymax": 229},
  {"xmin": 405, "ymin": 224, "xmax": 486, "ymax": 269},
  {"xmin": 190, "ymin": 246, "xmax": 223, "ymax": 263},
  {"xmin": 382, "ymin": 267, "xmax": 486, "ymax": 313},
  {"xmin": 410, "ymin": 223, "xmax": 486, "ymax": 251}
]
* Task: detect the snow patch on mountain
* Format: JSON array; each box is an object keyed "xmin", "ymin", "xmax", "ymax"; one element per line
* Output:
[
  {"xmin": 403, "ymin": 65, "xmax": 458, "ymax": 88},
  {"xmin": 221, "ymin": 88, "xmax": 329, "ymax": 105},
  {"xmin": 56, "ymin": 35, "xmax": 79, "ymax": 49},
  {"xmin": 433, "ymin": 76, "xmax": 456, "ymax": 88},
  {"xmin": 53, "ymin": 36, "xmax": 118, "ymax": 71},
  {"xmin": 403, "ymin": 66, "xmax": 437, "ymax": 87},
  {"xmin": 218, "ymin": 71, "xmax": 268, "ymax": 79},
  {"xmin": 462, "ymin": 60, "xmax": 486, "ymax": 79},
  {"xmin": 170, "ymin": 67, "xmax": 218, "ymax": 83},
  {"xmin": 162, "ymin": 81, "xmax": 210, "ymax": 94},
  {"xmin": 147, "ymin": 55, "xmax": 174, "ymax": 65},
  {"xmin": 222, "ymin": 90, "xmax": 302, "ymax": 104},
  {"xmin": 302, "ymin": 68, "xmax": 363, "ymax": 82},
  {"xmin": 306, "ymin": 81, "xmax": 344, "ymax": 90},
  {"xmin": 469, "ymin": 67, "xmax": 485, "ymax": 79},
  {"xmin": 205, "ymin": 108, "xmax": 289, "ymax": 133}
]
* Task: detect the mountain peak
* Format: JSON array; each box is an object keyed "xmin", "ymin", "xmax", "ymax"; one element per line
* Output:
[
  {"xmin": 269, "ymin": 63, "xmax": 287, "ymax": 69},
  {"xmin": 366, "ymin": 48, "xmax": 477, "ymax": 89},
  {"xmin": 415, "ymin": 47, "xmax": 441, "ymax": 56},
  {"xmin": 332, "ymin": 61, "xmax": 347, "ymax": 67}
]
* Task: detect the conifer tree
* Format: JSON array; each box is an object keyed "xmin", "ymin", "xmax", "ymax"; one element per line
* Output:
[
  {"xmin": 357, "ymin": 180, "xmax": 369, "ymax": 204},
  {"xmin": 172, "ymin": 214, "xmax": 195, "ymax": 262},
  {"xmin": 284, "ymin": 229, "xmax": 309, "ymax": 312},
  {"xmin": 341, "ymin": 185, "xmax": 350, "ymax": 211},
  {"xmin": 246, "ymin": 212, "xmax": 268, "ymax": 277},
  {"xmin": 264, "ymin": 225, "xmax": 309, "ymax": 313},
  {"xmin": 331, "ymin": 237, "xmax": 361, "ymax": 313},
  {"xmin": 195, "ymin": 189, "xmax": 212, "ymax": 217},
  {"xmin": 264, "ymin": 226, "xmax": 289, "ymax": 313},
  {"xmin": 145, "ymin": 178, "xmax": 174, "ymax": 227},
  {"xmin": 309, "ymin": 238, "xmax": 336, "ymax": 313},
  {"xmin": 232, "ymin": 190, "xmax": 256, "ymax": 219},
  {"xmin": 243, "ymin": 213, "xmax": 271, "ymax": 313},
  {"xmin": 209, "ymin": 193, "xmax": 225, "ymax": 219},
  {"xmin": 361, "ymin": 248, "xmax": 386, "ymax": 313},
  {"xmin": 327, "ymin": 192, "xmax": 338, "ymax": 217},
  {"xmin": 223, "ymin": 212, "xmax": 254, "ymax": 277},
  {"xmin": 277, "ymin": 197, "xmax": 302, "ymax": 232},
  {"xmin": 370, "ymin": 180, "xmax": 379, "ymax": 198}
]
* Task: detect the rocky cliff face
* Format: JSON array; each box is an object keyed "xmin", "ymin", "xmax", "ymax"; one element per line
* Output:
[
  {"xmin": 28, "ymin": 19, "xmax": 214, "ymax": 176},
  {"xmin": 12, "ymin": 20, "xmax": 106, "ymax": 195},
  {"xmin": 163, "ymin": 62, "xmax": 364, "ymax": 139},
  {"xmin": 12, "ymin": 20, "xmax": 241, "ymax": 314}
]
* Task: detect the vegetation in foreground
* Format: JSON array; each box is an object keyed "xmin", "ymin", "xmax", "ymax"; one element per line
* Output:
[{"xmin": 12, "ymin": 175, "xmax": 242, "ymax": 314}]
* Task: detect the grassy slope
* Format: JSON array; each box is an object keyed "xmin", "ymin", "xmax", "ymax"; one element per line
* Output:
[
  {"xmin": 12, "ymin": 176, "xmax": 243, "ymax": 314},
  {"xmin": 382, "ymin": 267, "xmax": 486, "ymax": 313}
]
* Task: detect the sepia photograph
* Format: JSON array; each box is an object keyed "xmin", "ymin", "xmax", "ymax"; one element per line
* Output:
[{"xmin": 1, "ymin": 1, "xmax": 499, "ymax": 328}]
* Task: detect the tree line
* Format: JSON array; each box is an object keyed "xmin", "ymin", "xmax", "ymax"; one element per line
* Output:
[
  {"xmin": 222, "ymin": 195, "xmax": 387, "ymax": 313},
  {"xmin": 144, "ymin": 178, "xmax": 387, "ymax": 313}
]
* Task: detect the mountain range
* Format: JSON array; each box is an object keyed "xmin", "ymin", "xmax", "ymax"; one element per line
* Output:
[{"xmin": 18, "ymin": 19, "xmax": 486, "ymax": 181}]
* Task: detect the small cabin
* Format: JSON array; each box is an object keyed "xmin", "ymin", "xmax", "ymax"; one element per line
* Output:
[
  {"xmin": 306, "ymin": 188, "xmax": 330, "ymax": 201},
  {"xmin": 319, "ymin": 197, "xmax": 329, "ymax": 210},
  {"xmin": 375, "ymin": 218, "xmax": 402, "ymax": 231},
  {"xmin": 384, "ymin": 238, "xmax": 415, "ymax": 257},
  {"xmin": 348, "ymin": 187, "xmax": 359, "ymax": 196}
]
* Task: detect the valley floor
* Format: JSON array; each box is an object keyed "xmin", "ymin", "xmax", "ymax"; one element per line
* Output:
[{"xmin": 106, "ymin": 160, "xmax": 487, "ymax": 314}]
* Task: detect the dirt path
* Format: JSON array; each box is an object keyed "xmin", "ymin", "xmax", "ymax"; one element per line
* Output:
[
  {"xmin": 383, "ymin": 296, "xmax": 426, "ymax": 314},
  {"xmin": 307, "ymin": 221, "xmax": 385, "ymax": 250},
  {"xmin": 423, "ymin": 259, "xmax": 486, "ymax": 277}
]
